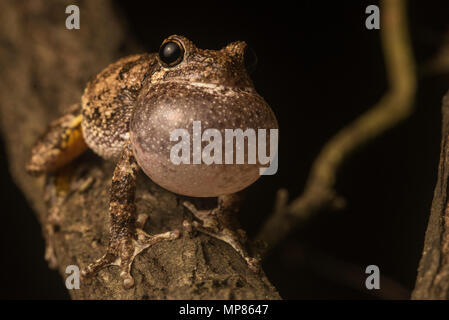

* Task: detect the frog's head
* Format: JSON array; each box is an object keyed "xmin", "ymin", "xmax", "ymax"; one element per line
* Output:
[
  {"xmin": 149, "ymin": 35, "xmax": 258, "ymax": 90},
  {"xmin": 131, "ymin": 35, "xmax": 278, "ymax": 197}
]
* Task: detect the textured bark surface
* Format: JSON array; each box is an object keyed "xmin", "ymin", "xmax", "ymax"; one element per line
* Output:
[
  {"xmin": 412, "ymin": 93, "xmax": 449, "ymax": 300},
  {"xmin": 0, "ymin": 0, "xmax": 280, "ymax": 300}
]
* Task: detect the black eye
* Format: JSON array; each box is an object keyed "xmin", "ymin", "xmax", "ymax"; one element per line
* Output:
[
  {"xmin": 243, "ymin": 45, "xmax": 257, "ymax": 74},
  {"xmin": 159, "ymin": 40, "xmax": 184, "ymax": 67}
]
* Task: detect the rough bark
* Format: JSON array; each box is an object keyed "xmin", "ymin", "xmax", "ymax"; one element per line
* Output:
[
  {"xmin": 412, "ymin": 93, "xmax": 449, "ymax": 299},
  {"xmin": 0, "ymin": 0, "xmax": 280, "ymax": 300}
]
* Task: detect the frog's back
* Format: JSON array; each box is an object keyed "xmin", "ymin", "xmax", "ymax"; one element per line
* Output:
[{"xmin": 81, "ymin": 53, "xmax": 156, "ymax": 160}]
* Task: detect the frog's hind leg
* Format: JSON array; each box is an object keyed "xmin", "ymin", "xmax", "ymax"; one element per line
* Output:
[
  {"xmin": 26, "ymin": 103, "xmax": 88, "ymax": 176},
  {"xmin": 183, "ymin": 194, "xmax": 260, "ymax": 273},
  {"xmin": 26, "ymin": 103, "xmax": 88, "ymax": 268},
  {"xmin": 81, "ymin": 140, "xmax": 180, "ymax": 289},
  {"xmin": 43, "ymin": 168, "xmax": 74, "ymax": 269}
]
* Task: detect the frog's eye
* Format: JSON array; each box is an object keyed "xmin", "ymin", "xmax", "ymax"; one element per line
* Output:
[
  {"xmin": 243, "ymin": 45, "xmax": 257, "ymax": 74},
  {"xmin": 159, "ymin": 40, "xmax": 185, "ymax": 67}
]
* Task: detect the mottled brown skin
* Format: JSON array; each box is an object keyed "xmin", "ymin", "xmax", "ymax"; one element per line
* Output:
[
  {"xmin": 27, "ymin": 35, "xmax": 274, "ymax": 288},
  {"xmin": 81, "ymin": 53, "xmax": 157, "ymax": 160}
]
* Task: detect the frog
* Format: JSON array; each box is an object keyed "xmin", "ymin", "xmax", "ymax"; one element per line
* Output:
[{"xmin": 26, "ymin": 35, "xmax": 279, "ymax": 289}]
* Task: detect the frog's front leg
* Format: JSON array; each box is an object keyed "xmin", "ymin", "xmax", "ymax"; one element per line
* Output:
[
  {"xmin": 183, "ymin": 194, "xmax": 260, "ymax": 272},
  {"xmin": 82, "ymin": 140, "xmax": 180, "ymax": 289}
]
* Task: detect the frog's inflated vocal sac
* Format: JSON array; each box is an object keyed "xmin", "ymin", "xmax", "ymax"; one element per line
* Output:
[{"xmin": 26, "ymin": 35, "xmax": 278, "ymax": 288}]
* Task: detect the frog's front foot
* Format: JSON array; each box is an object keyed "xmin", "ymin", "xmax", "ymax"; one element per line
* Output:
[
  {"xmin": 82, "ymin": 228, "xmax": 180, "ymax": 289},
  {"xmin": 183, "ymin": 195, "xmax": 260, "ymax": 273}
]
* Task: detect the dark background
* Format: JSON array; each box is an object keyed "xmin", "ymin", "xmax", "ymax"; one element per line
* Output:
[{"xmin": 1, "ymin": 0, "xmax": 448, "ymax": 299}]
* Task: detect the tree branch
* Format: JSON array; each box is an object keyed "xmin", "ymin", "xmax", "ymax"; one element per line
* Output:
[{"xmin": 412, "ymin": 94, "xmax": 449, "ymax": 299}]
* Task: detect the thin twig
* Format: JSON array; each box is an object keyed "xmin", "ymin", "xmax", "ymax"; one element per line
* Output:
[{"xmin": 256, "ymin": 0, "xmax": 417, "ymax": 254}]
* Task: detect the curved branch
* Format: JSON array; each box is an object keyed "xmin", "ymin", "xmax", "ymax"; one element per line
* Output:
[{"xmin": 257, "ymin": 0, "xmax": 417, "ymax": 253}]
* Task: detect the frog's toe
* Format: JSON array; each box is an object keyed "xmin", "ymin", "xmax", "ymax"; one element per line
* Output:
[
  {"xmin": 135, "ymin": 228, "xmax": 180, "ymax": 248},
  {"xmin": 81, "ymin": 251, "xmax": 118, "ymax": 279}
]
